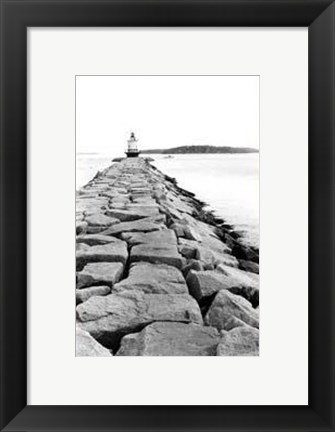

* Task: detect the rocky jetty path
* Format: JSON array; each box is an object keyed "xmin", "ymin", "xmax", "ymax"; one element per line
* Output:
[{"xmin": 76, "ymin": 158, "xmax": 259, "ymax": 356}]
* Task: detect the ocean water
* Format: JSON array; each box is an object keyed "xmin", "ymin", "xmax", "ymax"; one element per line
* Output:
[
  {"xmin": 76, "ymin": 153, "xmax": 113, "ymax": 189},
  {"xmin": 76, "ymin": 153, "xmax": 259, "ymax": 248}
]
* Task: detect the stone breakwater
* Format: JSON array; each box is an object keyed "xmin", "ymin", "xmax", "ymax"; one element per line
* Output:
[{"xmin": 76, "ymin": 158, "xmax": 259, "ymax": 356}]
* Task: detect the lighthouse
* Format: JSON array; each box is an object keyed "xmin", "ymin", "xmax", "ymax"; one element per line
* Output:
[{"xmin": 125, "ymin": 132, "xmax": 140, "ymax": 158}]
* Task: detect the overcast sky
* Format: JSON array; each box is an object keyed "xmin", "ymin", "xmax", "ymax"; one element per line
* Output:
[{"xmin": 76, "ymin": 75, "xmax": 259, "ymax": 156}]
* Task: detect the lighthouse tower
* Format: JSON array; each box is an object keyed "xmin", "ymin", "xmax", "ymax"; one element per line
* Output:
[{"xmin": 125, "ymin": 132, "xmax": 140, "ymax": 158}]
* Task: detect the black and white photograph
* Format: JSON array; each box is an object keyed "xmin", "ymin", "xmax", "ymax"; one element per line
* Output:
[
  {"xmin": 3, "ymin": 0, "xmax": 335, "ymax": 427},
  {"xmin": 75, "ymin": 75, "xmax": 259, "ymax": 356}
]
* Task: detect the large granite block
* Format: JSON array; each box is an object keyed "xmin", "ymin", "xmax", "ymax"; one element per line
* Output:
[
  {"xmin": 77, "ymin": 292, "xmax": 203, "ymax": 347},
  {"xmin": 76, "ymin": 242, "xmax": 128, "ymax": 270},
  {"xmin": 216, "ymin": 325, "xmax": 259, "ymax": 356},
  {"xmin": 130, "ymin": 244, "xmax": 184, "ymax": 269},
  {"xmin": 205, "ymin": 290, "xmax": 259, "ymax": 330},
  {"xmin": 77, "ymin": 262, "xmax": 124, "ymax": 288},
  {"xmin": 117, "ymin": 322, "xmax": 220, "ymax": 356},
  {"xmin": 113, "ymin": 262, "xmax": 188, "ymax": 295}
]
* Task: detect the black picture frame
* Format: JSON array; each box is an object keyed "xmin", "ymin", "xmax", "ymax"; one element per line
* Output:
[{"xmin": 1, "ymin": 0, "xmax": 334, "ymax": 431}]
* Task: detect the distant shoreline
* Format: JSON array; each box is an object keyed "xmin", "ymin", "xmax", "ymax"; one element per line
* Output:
[{"xmin": 141, "ymin": 145, "xmax": 259, "ymax": 155}]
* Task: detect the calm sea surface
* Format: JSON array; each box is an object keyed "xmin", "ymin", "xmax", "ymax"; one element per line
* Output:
[{"xmin": 76, "ymin": 153, "xmax": 259, "ymax": 248}]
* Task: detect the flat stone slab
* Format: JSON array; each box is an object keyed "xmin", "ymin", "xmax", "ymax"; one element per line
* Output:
[
  {"xmin": 205, "ymin": 290, "xmax": 259, "ymax": 330},
  {"xmin": 107, "ymin": 186, "xmax": 128, "ymax": 195},
  {"xmin": 132, "ymin": 197, "xmax": 157, "ymax": 205},
  {"xmin": 186, "ymin": 269, "xmax": 258, "ymax": 304},
  {"xmin": 110, "ymin": 196, "xmax": 131, "ymax": 204},
  {"xmin": 77, "ymin": 190, "xmax": 98, "ymax": 198},
  {"xmin": 77, "ymin": 291, "xmax": 203, "ymax": 347},
  {"xmin": 122, "ymin": 229, "xmax": 177, "ymax": 246},
  {"xmin": 129, "ymin": 187, "xmax": 152, "ymax": 195},
  {"xmin": 76, "ymin": 285, "xmax": 111, "ymax": 304},
  {"xmin": 116, "ymin": 322, "xmax": 220, "ymax": 356},
  {"xmin": 129, "ymin": 182, "xmax": 149, "ymax": 188},
  {"xmin": 101, "ymin": 218, "xmax": 165, "ymax": 236},
  {"xmin": 217, "ymin": 325, "xmax": 259, "ymax": 356},
  {"xmin": 113, "ymin": 262, "xmax": 188, "ymax": 295},
  {"xmin": 85, "ymin": 213, "xmax": 120, "ymax": 228},
  {"xmin": 100, "ymin": 190, "xmax": 125, "ymax": 199},
  {"xmin": 76, "ymin": 327, "xmax": 112, "ymax": 357},
  {"xmin": 77, "ymin": 262, "xmax": 124, "ymax": 288},
  {"xmin": 126, "ymin": 203, "xmax": 159, "ymax": 209},
  {"xmin": 76, "ymin": 234, "xmax": 122, "ymax": 246},
  {"xmin": 76, "ymin": 242, "xmax": 128, "ymax": 270},
  {"xmin": 105, "ymin": 207, "xmax": 159, "ymax": 222},
  {"xmin": 130, "ymin": 244, "xmax": 184, "ymax": 269}
]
